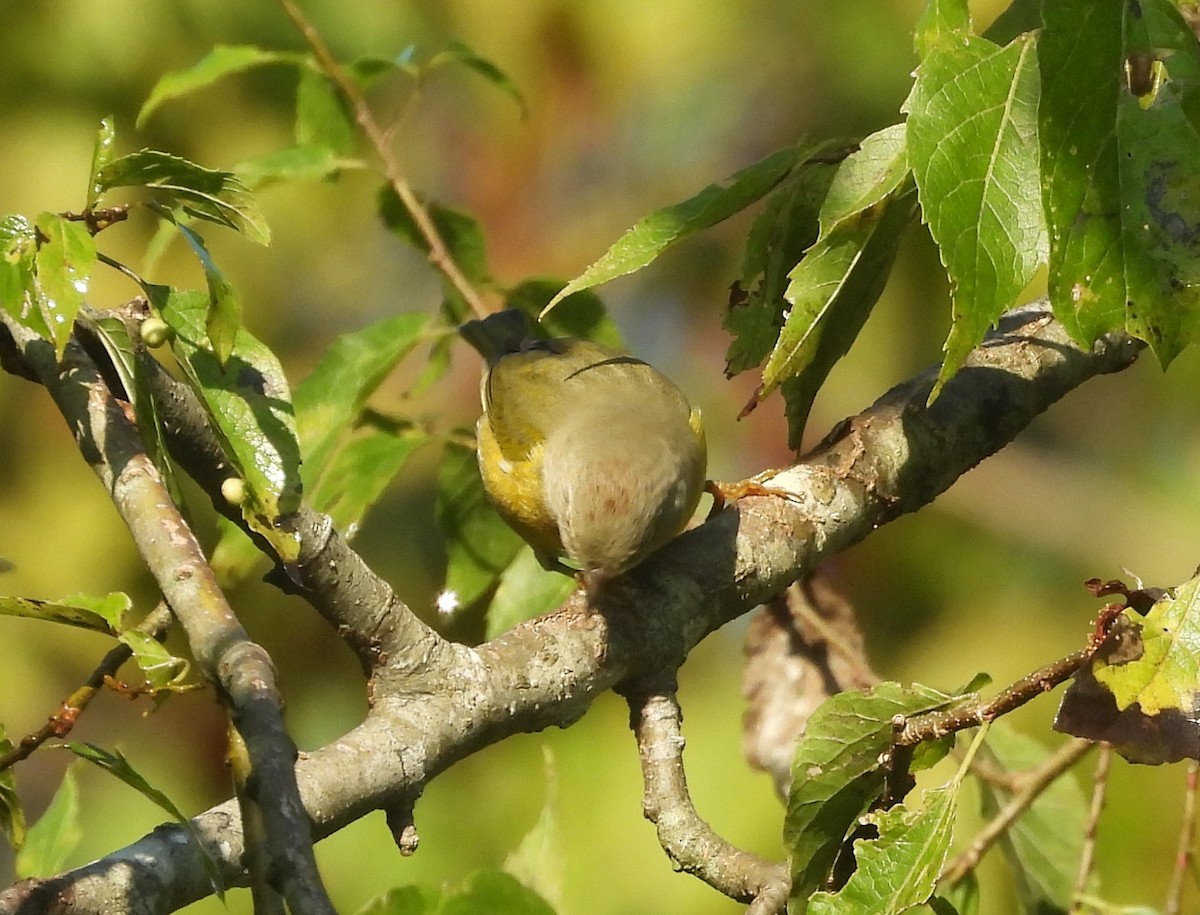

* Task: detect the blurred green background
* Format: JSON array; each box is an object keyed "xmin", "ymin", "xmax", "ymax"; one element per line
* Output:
[{"xmin": 2, "ymin": 1, "xmax": 1199, "ymax": 913}]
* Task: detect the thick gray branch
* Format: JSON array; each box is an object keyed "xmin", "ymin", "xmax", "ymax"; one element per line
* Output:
[{"xmin": 0, "ymin": 307, "xmax": 1143, "ymax": 914}]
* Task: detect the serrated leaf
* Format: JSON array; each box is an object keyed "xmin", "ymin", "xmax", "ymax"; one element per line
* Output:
[
  {"xmin": 96, "ymin": 150, "xmax": 269, "ymax": 245},
  {"xmin": 235, "ymin": 144, "xmax": 365, "ymax": 190},
  {"xmin": 785, "ymin": 682, "xmax": 955, "ymax": 911},
  {"xmin": 543, "ymin": 144, "xmax": 815, "ymax": 317},
  {"xmin": 808, "ymin": 780, "xmax": 960, "ymax": 915},
  {"xmin": 138, "ymin": 45, "xmax": 302, "ymax": 127},
  {"xmin": 86, "ymin": 117, "xmax": 116, "ymax": 209},
  {"xmin": 0, "ymin": 214, "xmax": 37, "ymax": 324},
  {"xmin": 1040, "ymin": 0, "xmax": 1200, "ymax": 363},
  {"xmin": 156, "ymin": 287, "xmax": 301, "ymax": 561},
  {"xmin": 294, "ymin": 312, "xmax": 429, "ymax": 484},
  {"xmin": 914, "ymin": 0, "xmax": 973, "ymax": 59},
  {"xmin": 486, "ymin": 546, "xmax": 575, "ymax": 640},
  {"xmin": 436, "ymin": 440, "xmax": 523, "ymax": 612},
  {"xmin": 0, "ymin": 592, "xmax": 129, "ymax": 634},
  {"xmin": 758, "ymin": 188, "xmax": 916, "ymax": 448},
  {"xmin": 977, "ymin": 724, "xmax": 1086, "ymax": 912},
  {"xmin": 428, "ymin": 39, "xmax": 528, "ymax": 119},
  {"xmin": 16, "ymin": 767, "xmax": 81, "ymax": 878},
  {"xmin": 295, "ymin": 67, "xmax": 357, "ymax": 154},
  {"xmin": 906, "ymin": 32, "xmax": 1045, "ymax": 397},
  {"xmin": 175, "ymin": 225, "xmax": 241, "ymax": 365},
  {"xmin": 725, "ymin": 163, "xmax": 836, "ymax": 376},
  {"xmin": 504, "ymin": 278, "xmax": 623, "ymax": 348},
  {"xmin": 0, "ymin": 725, "xmax": 25, "ymax": 850},
  {"xmin": 33, "ymin": 213, "xmax": 97, "ymax": 357},
  {"xmin": 307, "ymin": 420, "xmax": 428, "ymax": 537},
  {"xmin": 378, "ymin": 187, "xmax": 491, "ymax": 288},
  {"xmin": 64, "ymin": 743, "xmax": 224, "ymax": 897}
]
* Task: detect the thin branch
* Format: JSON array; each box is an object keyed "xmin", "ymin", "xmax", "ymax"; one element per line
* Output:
[
  {"xmin": 1167, "ymin": 759, "xmax": 1200, "ymax": 915},
  {"xmin": 0, "ymin": 603, "xmax": 173, "ymax": 771},
  {"xmin": 629, "ymin": 686, "xmax": 790, "ymax": 910},
  {"xmin": 940, "ymin": 738, "xmax": 1094, "ymax": 885},
  {"xmin": 1070, "ymin": 744, "xmax": 1113, "ymax": 913},
  {"xmin": 276, "ymin": 0, "xmax": 491, "ymax": 318},
  {"xmin": 896, "ymin": 649, "xmax": 1092, "ymax": 747},
  {"xmin": 0, "ymin": 315, "xmax": 336, "ymax": 915}
]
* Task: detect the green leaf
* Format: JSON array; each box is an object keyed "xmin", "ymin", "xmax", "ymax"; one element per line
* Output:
[
  {"xmin": 436, "ymin": 440, "xmax": 524, "ymax": 612},
  {"xmin": 726, "ymin": 162, "xmax": 836, "ymax": 376},
  {"xmin": 378, "ymin": 187, "xmax": 491, "ymax": 287},
  {"xmin": 0, "ymin": 214, "xmax": 37, "ymax": 325},
  {"xmin": 33, "ymin": 213, "xmax": 97, "ymax": 357},
  {"xmin": 1094, "ymin": 576, "xmax": 1200, "ymax": 717},
  {"xmin": 117, "ymin": 630, "xmax": 192, "ymax": 694},
  {"xmin": 95, "ymin": 150, "xmax": 270, "ymax": 245},
  {"xmin": 504, "ymin": 278, "xmax": 623, "ymax": 349},
  {"xmin": 0, "ymin": 592, "xmax": 130, "ymax": 634},
  {"xmin": 138, "ymin": 45, "xmax": 302, "ymax": 127},
  {"xmin": 86, "ymin": 117, "xmax": 117, "ymax": 209},
  {"xmin": 234, "ymin": 144, "xmax": 365, "ymax": 190},
  {"xmin": 906, "ymin": 32, "xmax": 1045, "ymax": 397},
  {"xmin": 982, "ymin": 0, "xmax": 1042, "ymax": 45},
  {"xmin": 1039, "ymin": 0, "xmax": 1200, "ymax": 363},
  {"xmin": 306, "ymin": 419, "xmax": 428, "ymax": 536},
  {"xmin": 817, "ymin": 126, "xmax": 910, "ymax": 240},
  {"xmin": 914, "ymin": 0, "xmax": 972, "ymax": 59},
  {"xmin": 175, "ymin": 225, "xmax": 242, "ymax": 365},
  {"xmin": 429, "ymin": 39, "xmax": 528, "ymax": 119},
  {"xmin": 294, "ymin": 312, "xmax": 428, "ymax": 487},
  {"xmin": 486, "ymin": 546, "xmax": 575, "ymax": 640},
  {"xmin": 977, "ymin": 724, "xmax": 1087, "ymax": 913},
  {"xmin": 156, "ymin": 287, "xmax": 301, "ymax": 561},
  {"xmin": 760, "ymin": 187, "xmax": 916, "ymax": 448},
  {"xmin": 295, "ymin": 67, "xmax": 357, "ymax": 154},
  {"xmin": 64, "ymin": 743, "xmax": 224, "ymax": 897},
  {"xmin": 0, "ymin": 725, "xmax": 25, "ymax": 850},
  {"xmin": 16, "ymin": 767, "xmax": 81, "ymax": 878},
  {"xmin": 807, "ymin": 780, "xmax": 960, "ymax": 915},
  {"xmin": 785, "ymin": 682, "xmax": 955, "ymax": 911},
  {"xmin": 544, "ymin": 144, "xmax": 816, "ymax": 317}
]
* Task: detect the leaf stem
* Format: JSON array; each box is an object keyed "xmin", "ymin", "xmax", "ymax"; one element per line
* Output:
[{"xmin": 276, "ymin": 0, "xmax": 491, "ymax": 319}]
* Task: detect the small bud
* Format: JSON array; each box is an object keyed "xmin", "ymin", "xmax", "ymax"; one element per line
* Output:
[
  {"xmin": 140, "ymin": 316, "xmax": 172, "ymax": 348},
  {"xmin": 221, "ymin": 477, "xmax": 246, "ymax": 505}
]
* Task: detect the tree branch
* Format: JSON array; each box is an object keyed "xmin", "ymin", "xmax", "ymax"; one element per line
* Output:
[
  {"xmin": 0, "ymin": 305, "xmax": 1145, "ymax": 913},
  {"xmin": 0, "ymin": 316, "xmax": 336, "ymax": 915},
  {"xmin": 629, "ymin": 686, "xmax": 790, "ymax": 910}
]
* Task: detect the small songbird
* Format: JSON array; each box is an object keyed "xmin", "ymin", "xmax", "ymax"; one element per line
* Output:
[{"xmin": 459, "ymin": 309, "xmax": 707, "ymax": 594}]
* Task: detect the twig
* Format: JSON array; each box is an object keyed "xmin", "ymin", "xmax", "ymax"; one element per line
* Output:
[
  {"xmin": 276, "ymin": 0, "xmax": 491, "ymax": 318},
  {"xmin": 0, "ymin": 603, "xmax": 173, "ymax": 771},
  {"xmin": 1167, "ymin": 759, "xmax": 1200, "ymax": 915},
  {"xmin": 940, "ymin": 738, "xmax": 1094, "ymax": 885},
  {"xmin": 896, "ymin": 650, "xmax": 1092, "ymax": 747},
  {"xmin": 1070, "ymin": 744, "xmax": 1113, "ymax": 913},
  {"xmin": 629, "ymin": 686, "xmax": 790, "ymax": 910}
]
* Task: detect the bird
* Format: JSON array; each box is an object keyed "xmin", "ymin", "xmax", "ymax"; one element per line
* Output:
[{"xmin": 459, "ymin": 309, "xmax": 707, "ymax": 595}]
